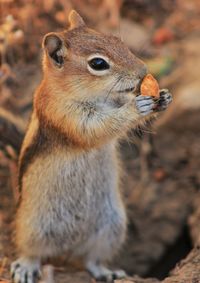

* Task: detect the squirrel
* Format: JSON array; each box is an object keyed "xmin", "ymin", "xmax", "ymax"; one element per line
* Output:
[{"xmin": 11, "ymin": 10, "xmax": 172, "ymax": 283}]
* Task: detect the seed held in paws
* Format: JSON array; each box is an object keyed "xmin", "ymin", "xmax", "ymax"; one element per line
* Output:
[{"xmin": 140, "ymin": 74, "xmax": 160, "ymax": 98}]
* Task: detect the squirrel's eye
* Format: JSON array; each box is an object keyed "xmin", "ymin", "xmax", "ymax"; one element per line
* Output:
[{"xmin": 88, "ymin": 57, "xmax": 110, "ymax": 71}]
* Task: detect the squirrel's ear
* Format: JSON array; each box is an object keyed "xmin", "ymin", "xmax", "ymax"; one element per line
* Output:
[
  {"xmin": 42, "ymin": 33, "xmax": 66, "ymax": 67},
  {"xmin": 68, "ymin": 10, "xmax": 85, "ymax": 29}
]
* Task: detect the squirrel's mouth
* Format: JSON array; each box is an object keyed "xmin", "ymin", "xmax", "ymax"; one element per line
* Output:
[{"xmin": 117, "ymin": 87, "xmax": 135, "ymax": 93}]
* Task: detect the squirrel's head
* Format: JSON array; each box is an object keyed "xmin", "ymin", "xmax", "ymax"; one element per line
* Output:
[{"xmin": 42, "ymin": 10, "xmax": 147, "ymax": 101}]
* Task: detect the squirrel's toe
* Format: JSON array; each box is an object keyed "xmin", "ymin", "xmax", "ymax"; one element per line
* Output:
[{"xmin": 11, "ymin": 258, "xmax": 41, "ymax": 283}]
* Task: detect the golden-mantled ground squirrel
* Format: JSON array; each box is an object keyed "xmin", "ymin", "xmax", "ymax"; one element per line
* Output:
[{"xmin": 11, "ymin": 10, "xmax": 172, "ymax": 283}]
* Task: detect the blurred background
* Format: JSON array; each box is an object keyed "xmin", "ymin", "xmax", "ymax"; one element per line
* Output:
[{"xmin": 1, "ymin": 1, "xmax": 200, "ymax": 282}]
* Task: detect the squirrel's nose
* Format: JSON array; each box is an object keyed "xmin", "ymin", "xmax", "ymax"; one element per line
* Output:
[
  {"xmin": 138, "ymin": 65, "xmax": 148, "ymax": 80},
  {"xmin": 134, "ymin": 66, "xmax": 147, "ymax": 94}
]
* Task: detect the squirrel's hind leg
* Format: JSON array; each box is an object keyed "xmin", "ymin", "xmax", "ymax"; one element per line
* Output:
[
  {"xmin": 86, "ymin": 261, "xmax": 126, "ymax": 282},
  {"xmin": 11, "ymin": 257, "xmax": 41, "ymax": 283},
  {"xmin": 83, "ymin": 217, "xmax": 127, "ymax": 282}
]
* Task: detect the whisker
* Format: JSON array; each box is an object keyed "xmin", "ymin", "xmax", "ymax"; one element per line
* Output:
[{"xmin": 104, "ymin": 76, "xmax": 123, "ymax": 103}]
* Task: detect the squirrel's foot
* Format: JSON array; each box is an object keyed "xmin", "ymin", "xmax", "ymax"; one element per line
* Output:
[
  {"xmin": 156, "ymin": 89, "xmax": 172, "ymax": 111},
  {"xmin": 86, "ymin": 261, "xmax": 126, "ymax": 282},
  {"xmin": 11, "ymin": 257, "xmax": 41, "ymax": 283},
  {"xmin": 135, "ymin": 95, "xmax": 155, "ymax": 116}
]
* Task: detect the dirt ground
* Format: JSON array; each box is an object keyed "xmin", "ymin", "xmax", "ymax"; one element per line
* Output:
[{"xmin": 1, "ymin": 0, "xmax": 200, "ymax": 282}]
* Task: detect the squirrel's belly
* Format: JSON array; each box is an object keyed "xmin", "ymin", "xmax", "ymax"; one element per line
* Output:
[{"xmin": 19, "ymin": 144, "xmax": 125, "ymax": 253}]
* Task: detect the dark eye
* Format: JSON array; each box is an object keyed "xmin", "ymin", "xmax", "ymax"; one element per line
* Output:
[{"xmin": 88, "ymin": 57, "xmax": 110, "ymax": 71}]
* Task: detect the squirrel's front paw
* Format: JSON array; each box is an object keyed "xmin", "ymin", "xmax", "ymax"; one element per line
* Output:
[
  {"xmin": 135, "ymin": 95, "xmax": 156, "ymax": 116},
  {"xmin": 11, "ymin": 258, "xmax": 41, "ymax": 283},
  {"xmin": 136, "ymin": 89, "xmax": 172, "ymax": 116},
  {"xmin": 156, "ymin": 89, "xmax": 172, "ymax": 111}
]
